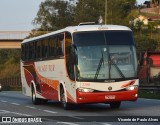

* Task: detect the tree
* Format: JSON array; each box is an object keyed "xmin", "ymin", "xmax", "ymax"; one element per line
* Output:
[
  {"xmin": 74, "ymin": 0, "xmax": 136, "ymax": 25},
  {"xmin": 33, "ymin": 0, "xmax": 74, "ymax": 31},
  {"xmin": 135, "ymin": 36, "xmax": 158, "ymax": 54},
  {"xmin": 147, "ymin": 21, "xmax": 158, "ymax": 39},
  {"xmin": 74, "ymin": 0, "xmax": 105, "ymax": 24},
  {"xmin": 32, "ymin": 0, "xmax": 137, "ymax": 30},
  {"xmin": 0, "ymin": 49, "xmax": 21, "ymax": 78},
  {"xmin": 152, "ymin": 0, "xmax": 159, "ymax": 6},
  {"xmin": 134, "ymin": 19, "xmax": 144, "ymax": 35}
]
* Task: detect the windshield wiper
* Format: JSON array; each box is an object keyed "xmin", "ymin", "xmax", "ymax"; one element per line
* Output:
[
  {"xmin": 94, "ymin": 51, "xmax": 104, "ymax": 80},
  {"xmin": 108, "ymin": 54, "xmax": 125, "ymax": 79}
]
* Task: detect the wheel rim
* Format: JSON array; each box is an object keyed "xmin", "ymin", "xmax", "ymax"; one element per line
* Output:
[
  {"xmin": 61, "ymin": 89, "xmax": 67, "ymax": 107},
  {"xmin": 32, "ymin": 90, "xmax": 36, "ymax": 102},
  {"xmin": 61, "ymin": 91, "xmax": 65, "ymax": 103}
]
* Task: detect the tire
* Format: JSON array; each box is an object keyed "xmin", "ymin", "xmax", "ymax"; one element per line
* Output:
[
  {"xmin": 60, "ymin": 87, "xmax": 71, "ymax": 110},
  {"xmin": 32, "ymin": 86, "xmax": 40, "ymax": 105},
  {"xmin": 110, "ymin": 101, "xmax": 121, "ymax": 109},
  {"xmin": 41, "ymin": 99, "xmax": 48, "ymax": 104}
]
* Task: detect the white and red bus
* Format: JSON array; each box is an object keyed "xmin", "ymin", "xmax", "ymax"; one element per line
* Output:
[{"xmin": 21, "ymin": 24, "xmax": 139, "ymax": 109}]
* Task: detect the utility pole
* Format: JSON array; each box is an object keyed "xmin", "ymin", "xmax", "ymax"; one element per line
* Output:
[
  {"xmin": 105, "ymin": 0, "xmax": 107, "ymax": 24},
  {"xmin": 158, "ymin": 0, "xmax": 160, "ymax": 15}
]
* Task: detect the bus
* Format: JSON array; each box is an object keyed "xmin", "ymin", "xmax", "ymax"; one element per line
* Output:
[{"xmin": 21, "ymin": 24, "xmax": 139, "ymax": 109}]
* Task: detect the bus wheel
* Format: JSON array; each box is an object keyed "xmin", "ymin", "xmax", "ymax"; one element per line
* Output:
[
  {"xmin": 110, "ymin": 101, "xmax": 121, "ymax": 109},
  {"xmin": 60, "ymin": 88, "xmax": 70, "ymax": 110},
  {"xmin": 41, "ymin": 99, "xmax": 48, "ymax": 104},
  {"xmin": 32, "ymin": 87, "xmax": 40, "ymax": 105}
]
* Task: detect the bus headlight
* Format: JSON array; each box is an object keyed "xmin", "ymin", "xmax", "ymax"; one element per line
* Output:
[
  {"xmin": 126, "ymin": 85, "xmax": 138, "ymax": 91},
  {"xmin": 78, "ymin": 88, "xmax": 94, "ymax": 93}
]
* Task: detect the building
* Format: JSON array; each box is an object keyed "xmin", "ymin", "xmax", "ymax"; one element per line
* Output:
[
  {"xmin": 144, "ymin": 1, "xmax": 151, "ymax": 8},
  {"xmin": 134, "ymin": 15, "xmax": 149, "ymax": 25},
  {"xmin": 134, "ymin": 15, "xmax": 160, "ymax": 28}
]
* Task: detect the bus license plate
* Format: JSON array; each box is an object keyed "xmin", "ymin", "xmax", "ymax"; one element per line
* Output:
[{"xmin": 105, "ymin": 95, "xmax": 115, "ymax": 100}]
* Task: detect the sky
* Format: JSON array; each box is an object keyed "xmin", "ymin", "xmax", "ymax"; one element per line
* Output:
[
  {"xmin": 137, "ymin": 0, "xmax": 148, "ymax": 5},
  {"xmin": 0, "ymin": 0, "xmax": 147, "ymax": 31},
  {"xmin": 0, "ymin": 0, "xmax": 44, "ymax": 31}
]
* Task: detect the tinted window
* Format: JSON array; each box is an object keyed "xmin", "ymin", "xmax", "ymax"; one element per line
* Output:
[
  {"xmin": 73, "ymin": 32, "xmax": 105, "ymax": 46},
  {"xmin": 42, "ymin": 39, "xmax": 49, "ymax": 58},
  {"xmin": 21, "ymin": 44, "xmax": 25, "ymax": 61},
  {"xmin": 57, "ymin": 34, "xmax": 64, "ymax": 56},
  {"xmin": 73, "ymin": 31, "xmax": 134, "ymax": 46},
  {"xmin": 49, "ymin": 36, "xmax": 57, "ymax": 57},
  {"xmin": 29, "ymin": 42, "xmax": 34, "ymax": 60},
  {"xmin": 25, "ymin": 44, "xmax": 29, "ymax": 61},
  {"xmin": 36, "ymin": 41, "xmax": 41, "ymax": 59},
  {"xmin": 105, "ymin": 31, "xmax": 134, "ymax": 45}
]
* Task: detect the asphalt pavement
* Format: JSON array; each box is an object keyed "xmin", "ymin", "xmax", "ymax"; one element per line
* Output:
[{"xmin": 0, "ymin": 91, "xmax": 159, "ymax": 125}]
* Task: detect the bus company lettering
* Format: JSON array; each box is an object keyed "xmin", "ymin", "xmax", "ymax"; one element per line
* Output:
[
  {"xmin": 37, "ymin": 64, "xmax": 55, "ymax": 72},
  {"xmin": 82, "ymin": 82, "xmax": 90, "ymax": 87}
]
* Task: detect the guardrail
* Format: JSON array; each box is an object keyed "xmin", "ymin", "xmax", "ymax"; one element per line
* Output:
[
  {"xmin": 0, "ymin": 77, "xmax": 21, "ymax": 89},
  {"xmin": 139, "ymin": 85, "xmax": 160, "ymax": 92}
]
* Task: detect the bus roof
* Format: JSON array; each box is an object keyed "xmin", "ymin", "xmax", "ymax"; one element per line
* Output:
[{"xmin": 22, "ymin": 25, "xmax": 131, "ymax": 44}]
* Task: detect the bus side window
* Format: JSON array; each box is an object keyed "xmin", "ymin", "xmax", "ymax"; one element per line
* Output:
[
  {"xmin": 36, "ymin": 41, "xmax": 42, "ymax": 59},
  {"xmin": 42, "ymin": 39, "xmax": 49, "ymax": 58},
  {"xmin": 25, "ymin": 44, "xmax": 29, "ymax": 61},
  {"xmin": 32, "ymin": 42, "xmax": 36, "ymax": 60},
  {"xmin": 29, "ymin": 42, "xmax": 34, "ymax": 60},
  {"xmin": 24, "ymin": 44, "xmax": 26, "ymax": 61},
  {"xmin": 49, "ymin": 36, "xmax": 57, "ymax": 57},
  {"xmin": 21, "ymin": 44, "xmax": 25, "ymax": 61},
  {"xmin": 35, "ymin": 42, "xmax": 37, "ymax": 59},
  {"xmin": 57, "ymin": 34, "xmax": 64, "ymax": 56}
]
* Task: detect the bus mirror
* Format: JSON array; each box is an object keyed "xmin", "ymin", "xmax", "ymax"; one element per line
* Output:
[{"xmin": 72, "ymin": 44, "xmax": 77, "ymax": 51}]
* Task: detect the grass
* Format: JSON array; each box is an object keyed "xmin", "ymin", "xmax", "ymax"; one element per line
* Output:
[{"xmin": 139, "ymin": 90, "xmax": 160, "ymax": 100}]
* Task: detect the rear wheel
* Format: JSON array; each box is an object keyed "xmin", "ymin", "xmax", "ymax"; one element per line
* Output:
[
  {"xmin": 60, "ymin": 87, "xmax": 71, "ymax": 110},
  {"xmin": 31, "ymin": 86, "xmax": 40, "ymax": 105},
  {"xmin": 41, "ymin": 99, "xmax": 48, "ymax": 104},
  {"xmin": 110, "ymin": 101, "xmax": 121, "ymax": 109}
]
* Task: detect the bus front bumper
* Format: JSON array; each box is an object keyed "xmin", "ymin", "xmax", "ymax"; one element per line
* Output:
[{"xmin": 76, "ymin": 89, "xmax": 138, "ymax": 104}]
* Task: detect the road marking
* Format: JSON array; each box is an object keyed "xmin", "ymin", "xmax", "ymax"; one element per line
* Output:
[
  {"xmin": 0, "ymin": 110, "xmax": 10, "ymax": 114},
  {"xmin": 11, "ymin": 103, "xmax": 20, "ymax": 106},
  {"xmin": 25, "ymin": 106, "xmax": 36, "ymax": 109},
  {"xmin": 57, "ymin": 122, "xmax": 79, "ymax": 125},
  {"xmin": 140, "ymin": 98, "xmax": 160, "ymax": 102},
  {"xmin": 9, "ymin": 111, "xmax": 32, "ymax": 116},
  {"xmin": 43, "ymin": 110, "xmax": 57, "ymax": 114},
  {"xmin": 69, "ymin": 116, "xmax": 84, "ymax": 120},
  {"xmin": 0, "ymin": 110, "xmax": 32, "ymax": 116},
  {"xmin": 1, "ymin": 100, "xmax": 7, "ymax": 103},
  {"xmin": 101, "ymin": 123, "xmax": 112, "ymax": 125}
]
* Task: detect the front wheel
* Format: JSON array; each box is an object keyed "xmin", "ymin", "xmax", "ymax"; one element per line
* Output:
[
  {"xmin": 110, "ymin": 101, "xmax": 121, "ymax": 109},
  {"xmin": 60, "ymin": 87, "xmax": 71, "ymax": 110}
]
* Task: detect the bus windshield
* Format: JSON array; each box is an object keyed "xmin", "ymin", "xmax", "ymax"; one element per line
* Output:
[{"xmin": 73, "ymin": 31, "xmax": 137, "ymax": 82}]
